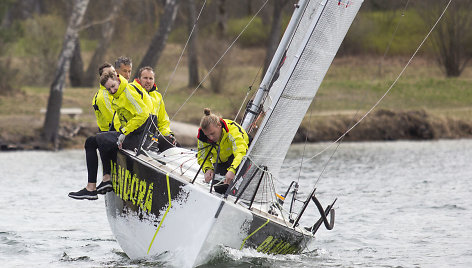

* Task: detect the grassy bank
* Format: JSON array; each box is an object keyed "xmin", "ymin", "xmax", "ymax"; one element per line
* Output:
[{"xmin": 1, "ymin": 51, "xmax": 471, "ymax": 149}]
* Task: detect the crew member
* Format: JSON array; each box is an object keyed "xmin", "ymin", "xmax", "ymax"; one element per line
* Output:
[
  {"xmin": 130, "ymin": 66, "xmax": 176, "ymax": 151},
  {"xmin": 69, "ymin": 70, "xmax": 150, "ymax": 200},
  {"xmin": 114, "ymin": 56, "xmax": 132, "ymax": 81},
  {"xmin": 197, "ymin": 108, "xmax": 249, "ymax": 194},
  {"xmin": 92, "ymin": 62, "xmax": 116, "ymax": 131},
  {"xmin": 74, "ymin": 63, "xmax": 117, "ymax": 200}
]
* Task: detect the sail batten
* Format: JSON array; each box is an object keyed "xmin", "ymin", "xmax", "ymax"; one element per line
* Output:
[{"xmin": 237, "ymin": 0, "xmax": 363, "ymax": 202}]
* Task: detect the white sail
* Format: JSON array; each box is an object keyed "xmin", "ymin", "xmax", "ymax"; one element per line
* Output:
[{"xmin": 237, "ymin": 0, "xmax": 363, "ymax": 202}]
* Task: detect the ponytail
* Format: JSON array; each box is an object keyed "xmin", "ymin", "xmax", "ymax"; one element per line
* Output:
[{"xmin": 200, "ymin": 108, "xmax": 221, "ymax": 129}]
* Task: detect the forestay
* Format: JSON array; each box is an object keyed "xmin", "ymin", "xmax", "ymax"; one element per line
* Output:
[{"xmin": 237, "ymin": 0, "xmax": 363, "ymax": 202}]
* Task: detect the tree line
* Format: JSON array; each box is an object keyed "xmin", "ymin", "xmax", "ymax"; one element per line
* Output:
[{"xmin": 0, "ymin": 0, "xmax": 471, "ymax": 147}]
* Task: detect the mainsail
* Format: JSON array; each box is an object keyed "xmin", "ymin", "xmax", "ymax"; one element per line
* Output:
[{"xmin": 237, "ymin": 0, "xmax": 363, "ymax": 202}]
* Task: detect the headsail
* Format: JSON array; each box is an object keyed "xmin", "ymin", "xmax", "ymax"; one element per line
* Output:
[{"xmin": 236, "ymin": 0, "xmax": 363, "ymax": 202}]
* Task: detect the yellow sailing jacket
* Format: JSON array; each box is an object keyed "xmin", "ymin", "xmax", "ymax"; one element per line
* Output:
[
  {"xmin": 130, "ymin": 79, "xmax": 172, "ymax": 136},
  {"xmin": 197, "ymin": 119, "xmax": 249, "ymax": 174},
  {"xmin": 92, "ymin": 85, "xmax": 114, "ymax": 131},
  {"xmin": 129, "ymin": 80, "xmax": 153, "ymax": 110},
  {"xmin": 111, "ymin": 75, "xmax": 150, "ymax": 135}
]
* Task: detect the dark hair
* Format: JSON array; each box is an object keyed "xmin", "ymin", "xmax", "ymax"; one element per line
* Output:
[
  {"xmin": 200, "ymin": 108, "xmax": 221, "ymax": 129},
  {"xmin": 100, "ymin": 71, "xmax": 117, "ymax": 87},
  {"xmin": 137, "ymin": 66, "xmax": 154, "ymax": 79},
  {"xmin": 114, "ymin": 56, "xmax": 132, "ymax": 69},
  {"xmin": 98, "ymin": 62, "xmax": 112, "ymax": 76}
]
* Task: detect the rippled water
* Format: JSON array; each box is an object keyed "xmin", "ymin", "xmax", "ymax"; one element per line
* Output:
[{"xmin": 1, "ymin": 140, "xmax": 471, "ymax": 267}]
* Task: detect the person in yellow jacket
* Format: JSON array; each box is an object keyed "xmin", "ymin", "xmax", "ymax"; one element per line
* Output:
[
  {"xmin": 92, "ymin": 63, "xmax": 116, "ymax": 131},
  {"xmin": 114, "ymin": 56, "xmax": 132, "ymax": 81},
  {"xmin": 111, "ymin": 73, "xmax": 153, "ymax": 133},
  {"xmin": 77, "ymin": 63, "xmax": 117, "ymax": 201},
  {"xmin": 129, "ymin": 66, "xmax": 177, "ymax": 151},
  {"xmin": 105, "ymin": 72, "xmax": 150, "ymax": 138},
  {"xmin": 69, "ymin": 70, "xmax": 150, "ymax": 200},
  {"xmin": 197, "ymin": 108, "xmax": 249, "ymax": 194}
]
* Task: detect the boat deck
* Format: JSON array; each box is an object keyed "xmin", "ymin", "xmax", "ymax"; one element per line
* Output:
[{"xmin": 122, "ymin": 147, "xmax": 313, "ymax": 236}]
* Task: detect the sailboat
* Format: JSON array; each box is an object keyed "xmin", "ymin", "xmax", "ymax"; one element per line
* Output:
[{"xmin": 105, "ymin": 0, "xmax": 363, "ymax": 267}]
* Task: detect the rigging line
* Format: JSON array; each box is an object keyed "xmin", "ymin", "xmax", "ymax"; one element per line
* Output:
[
  {"xmin": 162, "ymin": 0, "xmax": 207, "ymax": 98},
  {"xmin": 250, "ymin": 0, "xmax": 311, "ymax": 124},
  {"xmin": 234, "ymin": 89, "xmax": 251, "ymax": 122},
  {"xmin": 234, "ymin": 65, "xmax": 263, "ymax": 121},
  {"xmin": 171, "ymin": 0, "xmax": 270, "ymax": 120},
  {"xmin": 286, "ymin": 0, "xmax": 452, "ymax": 171},
  {"xmin": 166, "ymin": 155, "xmax": 195, "ymax": 166},
  {"xmin": 148, "ymin": 124, "xmax": 178, "ymax": 149},
  {"xmin": 280, "ymin": 1, "xmax": 409, "ymax": 183},
  {"xmin": 310, "ymin": 1, "xmax": 412, "ymax": 188},
  {"xmin": 154, "ymin": 153, "xmax": 193, "ymax": 166},
  {"xmin": 181, "ymin": 158, "xmax": 200, "ymax": 175},
  {"xmin": 295, "ymin": 105, "xmax": 314, "ymax": 184},
  {"xmin": 379, "ymin": 0, "xmax": 411, "ymax": 76},
  {"xmin": 153, "ymin": 150, "xmax": 194, "ymax": 157}
]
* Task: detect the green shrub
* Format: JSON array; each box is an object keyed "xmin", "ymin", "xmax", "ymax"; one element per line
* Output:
[
  {"xmin": 0, "ymin": 1, "xmax": 21, "ymax": 95},
  {"xmin": 14, "ymin": 14, "xmax": 65, "ymax": 85},
  {"xmin": 339, "ymin": 9, "xmax": 438, "ymax": 56},
  {"xmin": 226, "ymin": 16, "xmax": 269, "ymax": 47}
]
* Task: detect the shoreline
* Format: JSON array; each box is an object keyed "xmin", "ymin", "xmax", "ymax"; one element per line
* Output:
[{"xmin": 1, "ymin": 109, "xmax": 471, "ymax": 151}]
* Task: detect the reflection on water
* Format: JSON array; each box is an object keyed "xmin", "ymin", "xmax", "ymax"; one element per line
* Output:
[{"xmin": 1, "ymin": 140, "xmax": 471, "ymax": 267}]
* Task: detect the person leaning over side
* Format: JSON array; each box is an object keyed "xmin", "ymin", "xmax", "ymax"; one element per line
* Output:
[
  {"xmin": 111, "ymin": 65, "xmax": 153, "ymax": 133},
  {"xmin": 114, "ymin": 56, "xmax": 132, "ymax": 81},
  {"xmin": 130, "ymin": 66, "xmax": 177, "ymax": 152},
  {"xmin": 93, "ymin": 63, "xmax": 116, "ymax": 131},
  {"xmin": 68, "ymin": 70, "xmax": 150, "ymax": 200},
  {"xmin": 76, "ymin": 63, "xmax": 117, "ymax": 200},
  {"xmin": 197, "ymin": 108, "xmax": 249, "ymax": 194}
]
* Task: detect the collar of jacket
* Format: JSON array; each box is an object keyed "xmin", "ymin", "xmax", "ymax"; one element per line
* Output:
[
  {"xmin": 133, "ymin": 78, "xmax": 157, "ymax": 93},
  {"xmin": 111, "ymin": 74, "xmax": 128, "ymax": 98},
  {"xmin": 149, "ymin": 84, "xmax": 157, "ymax": 93},
  {"xmin": 131, "ymin": 79, "xmax": 145, "ymax": 92},
  {"xmin": 197, "ymin": 118, "xmax": 229, "ymax": 144}
]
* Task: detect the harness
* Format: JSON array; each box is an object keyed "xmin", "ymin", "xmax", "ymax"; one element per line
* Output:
[
  {"xmin": 93, "ymin": 92, "xmax": 100, "ymax": 112},
  {"xmin": 129, "ymin": 84, "xmax": 144, "ymax": 100}
]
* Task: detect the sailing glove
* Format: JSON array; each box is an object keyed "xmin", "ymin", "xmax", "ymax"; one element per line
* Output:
[{"xmin": 117, "ymin": 133, "xmax": 126, "ymax": 147}]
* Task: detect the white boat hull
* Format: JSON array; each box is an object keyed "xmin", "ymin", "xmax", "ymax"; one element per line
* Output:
[{"xmin": 105, "ymin": 148, "xmax": 314, "ymax": 267}]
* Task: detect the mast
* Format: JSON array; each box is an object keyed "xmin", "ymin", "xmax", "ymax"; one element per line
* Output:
[
  {"xmin": 241, "ymin": 0, "xmax": 309, "ymax": 131},
  {"xmin": 233, "ymin": 0, "xmax": 364, "ymax": 203}
]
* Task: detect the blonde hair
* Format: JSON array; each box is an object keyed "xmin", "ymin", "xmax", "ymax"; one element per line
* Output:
[
  {"xmin": 100, "ymin": 70, "xmax": 117, "ymax": 87},
  {"xmin": 200, "ymin": 108, "xmax": 221, "ymax": 129}
]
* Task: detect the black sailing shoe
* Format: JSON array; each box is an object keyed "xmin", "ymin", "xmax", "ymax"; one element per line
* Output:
[
  {"xmin": 97, "ymin": 181, "xmax": 113, "ymax": 195},
  {"xmin": 68, "ymin": 188, "xmax": 98, "ymax": 200}
]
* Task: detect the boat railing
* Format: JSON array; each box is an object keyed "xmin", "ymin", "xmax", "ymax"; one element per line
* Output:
[
  {"xmin": 135, "ymin": 115, "xmax": 158, "ymax": 157},
  {"xmin": 305, "ymin": 195, "xmax": 336, "ymax": 235},
  {"xmin": 291, "ymin": 189, "xmax": 336, "ymax": 235},
  {"xmin": 191, "ymin": 144, "xmax": 215, "ymax": 184}
]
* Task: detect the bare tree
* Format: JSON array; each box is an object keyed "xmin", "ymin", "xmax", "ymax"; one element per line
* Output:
[
  {"xmin": 246, "ymin": 0, "xmax": 253, "ymax": 15},
  {"xmin": 81, "ymin": 0, "xmax": 124, "ymax": 86},
  {"xmin": 187, "ymin": 0, "xmax": 199, "ymax": 87},
  {"xmin": 201, "ymin": 37, "xmax": 231, "ymax": 94},
  {"xmin": 69, "ymin": 0, "xmax": 124, "ymax": 87},
  {"xmin": 263, "ymin": 0, "xmax": 290, "ymax": 75},
  {"xmin": 133, "ymin": 0, "xmax": 180, "ymax": 79},
  {"xmin": 417, "ymin": 0, "xmax": 472, "ymax": 77},
  {"xmin": 69, "ymin": 38, "xmax": 84, "ymax": 86},
  {"xmin": 216, "ymin": 0, "xmax": 227, "ymax": 38},
  {"xmin": 42, "ymin": 0, "xmax": 89, "ymax": 148},
  {"xmin": 1, "ymin": 0, "xmax": 43, "ymax": 27}
]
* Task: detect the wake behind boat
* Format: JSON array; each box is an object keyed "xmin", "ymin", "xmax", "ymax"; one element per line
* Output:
[{"xmin": 105, "ymin": 0, "xmax": 363, "ymax": 266}]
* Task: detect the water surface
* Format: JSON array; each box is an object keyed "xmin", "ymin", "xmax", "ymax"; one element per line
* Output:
[{"xmin": 1, "ymin": 140, "xmax": 471, "ymax": 267}]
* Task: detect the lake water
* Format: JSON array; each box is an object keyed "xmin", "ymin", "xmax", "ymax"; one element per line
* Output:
[{"xmin": 1, "ymin": 139, "xmax": 471, "ymax": 267}]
